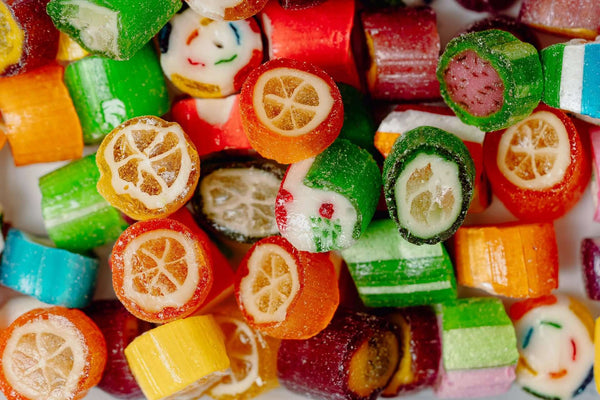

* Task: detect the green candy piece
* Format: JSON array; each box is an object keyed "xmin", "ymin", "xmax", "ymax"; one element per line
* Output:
[
  {"xmin": 336, "ymin": 83, "xmax": 377, "ymax": 156},
  {"xmin": 541, "ymin": 43, "xmax": 566, "ymax": 109},
  {"xmin": 64, "ymin": 44, "xmax": 169, "ymax": 144},
  {"xmin": 39, "ymin": 154, "xmax": 129, "ymax": 253},
  {"xmin": 46, "ymin": 0, "xmax": 181, "ymax": 60},
  {"xmin": 304, "ymin": 139, "xmax": 382, "ymax": 243},
  {"xmin": 341, "ymin": 219, "xmax": 456, "ymax": 308},
  {"xmin": 437, "ymin": 298, "xmax": 519, "ymax": 371},
  {"xmin": 437, "ymin": 29, "xmax": 542, "ymax": 131},
  {"xmin": 382, "ymin": 126, "xmax": 475, "ymax": 245}
]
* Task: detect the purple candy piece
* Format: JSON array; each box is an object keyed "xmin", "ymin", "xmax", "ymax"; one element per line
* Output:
[
  {"xmin": 581, "ymin": 238, "xmax": 600, "ymax": 300},
  {"xmin": 454, "ymin": 0, "xmax": 517, "ymax": 12},
  {"xmin": 434, "ymin": 364, "xmax": 516, "ymax": 398}
]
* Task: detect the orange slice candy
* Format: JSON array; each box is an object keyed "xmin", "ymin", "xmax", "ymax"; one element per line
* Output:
[
  {"xmin": 240, "ymin": 58, "xmax": 343, "ymax": 164},
  {"xmin": 111, "ymin": 218, "xmax": 213, "ymax": 323},
  {"xmin": 234, "ymin": 236, "xmax": 339, "ymax": 339},
  {"xmin": 0, "ymin": 307, "xmax": 106, "ymax": 400},
  {"xmin": 96, "ymin": 116, "xmax": 200, "ymax": 221}
]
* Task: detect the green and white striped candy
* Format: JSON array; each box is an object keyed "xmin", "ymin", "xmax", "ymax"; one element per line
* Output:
[{"xmin": 340, "ymin": 219, "xmax": 456, "ymax": 308}]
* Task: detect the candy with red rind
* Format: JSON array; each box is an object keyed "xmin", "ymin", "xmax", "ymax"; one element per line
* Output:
[
  {"xmin": 277, "ymin": 309, "xmax": 400, "ymax": 400},
  {"xmin": 185, "ymin": 0, "xmax": 269, "ymax": 21},
  {"xmin": 462, "ymin": 15, "xmax": 540, "ymax": 49},
  {"xmin": 581, "ymin": 238, "xmax": 600, "ymax": 300},
  {"xmin": 171, "ymin": 95, "xmax": 251, "ymax": 157},
  {"xmin": 363, "ymin": 6, "xmax": 441, "ymax": 101},
  {"xmin": 85, "ymin": 299, "xmax": 152, "ymax": 399},
  {"xmin": 455, "ymin": 0, "xmax": 517, "ymax": 12},
  {"xmin": 519, "ymin": 0, "xmax": 600, "ymax": 40},
  {"xmin": 158, "ymin": 10, "xmax": 263, "ymax": 98},
  {"xmin": 260, "ymin": 0, "xmax": 360, "ymax": 88},
  {"xmin": 0, "ymin": 0, "xmax": 59, "ymax": 77}
]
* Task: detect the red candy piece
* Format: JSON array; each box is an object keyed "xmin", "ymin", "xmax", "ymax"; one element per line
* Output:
[
  {"xmin": 171, "ymin": 95, "xmax": 251, "ymax": 158},
  {"xmin": 519, "ymin": 0, "xmax": 600, "ymax": 39},
  {"xmin": 0, "ymin": 0, "xmax": 59, "ymax": 76},
  {"xmin": 463, "ymin": 15, "xmax": 540, "ymax": 49},
  {"xmin": 260, "ymin": 0, "xmax": 360, "ymax": 88},
  {"xmin": 362, "ymin": 6, "xmax": 441, "ymax": 101}
]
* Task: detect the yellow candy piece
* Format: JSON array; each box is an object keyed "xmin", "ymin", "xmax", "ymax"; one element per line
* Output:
[
  {"xmin": 125, "ymin": 315, "xmax": 230, "ymax": 400},
  {"xmin": 56, "ymin": 32, "xmax": 88, "ymax": 63},
  {"xmin": 0, "ymin": 1, "xmax": 24, "ymax": 74},
  {"xmin": 595, "ymin": 317, "xmax": 600, "ymax": 393}
]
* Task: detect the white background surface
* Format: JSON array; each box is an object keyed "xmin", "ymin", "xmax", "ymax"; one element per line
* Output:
[{"xmin": 1, "ymin": 0, "xmax": 600, "ymax": 399}]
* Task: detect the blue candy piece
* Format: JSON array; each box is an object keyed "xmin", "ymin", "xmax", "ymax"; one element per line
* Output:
[{"xmin": 0, "ymin": 229, "xmax": 98, "ymax": 308}]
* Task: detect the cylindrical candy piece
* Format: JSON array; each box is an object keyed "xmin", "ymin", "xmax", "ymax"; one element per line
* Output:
[
  {"xmin": 39, "ymin": 153, "xmax": 129, "ymax": 253},
  {"xmin": 46, "ymin": 0, "xmax": 181, "ymax": 60},
  {"xmin": 240, "ymin": 58, "xmax": 343, "ymax": 164},
  {"xmin": 437, "ymin": 29, "xmax": 543, "ymax": 131},
  {"xmin": 0, "ymin": 0, "xmax": 59, "ymax": 76},
  {"xmin": 362, "ymin": 6, "xmax": 441, "ymax": 101},
  {"xmin": 276, "ymin": 139, "xmax": 381, "ymax": 252},
  {"xmin": 125, "ymin": 315, "xmax": 230, "ymax": 400},
  {"xmin": 158, "ymin": 9, "xmax": 263, "ymax": 98},
  {"xmin": 64, "ymin": 43, "xmax": 170, "ymax": 144},
  {"xmin": 277, "ymin": 309, "xmax": 400, "ymax": 400},
  {"xmin": 383, "ymin": 126, "xmax": 475, "ymax": 245},
  {"xmin": 0, "ymin": 229, "xmax": 98, "ymax": 308},
  {"xmin": 185, "ymin": 0, "xmax": 269, "ymax": 21},
  {"xmin": 462, "ymin": 15, "xmax": 540, "ymax": 49},
  {"xmin": 581, "ymin": 238, "xmax": 600, "ymax": 300},
  {"xmin": 519, "ymin": 0, "xmax": 600, "ymax": 40},
  {"xmin": 509, "ymin": 295, "xmax": 595, "ymax": 400}
]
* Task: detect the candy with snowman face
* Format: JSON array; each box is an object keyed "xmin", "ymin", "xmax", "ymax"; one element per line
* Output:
[{"xmin": 159, "ymin": 8, "xmax": 263, "ymax": 98}]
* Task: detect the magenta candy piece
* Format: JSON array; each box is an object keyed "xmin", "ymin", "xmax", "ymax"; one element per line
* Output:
[
  {"xmin": 581, "ymin": 238, "xmax": 600, "ymax": 300},
  {"xmin": 455, "ymin": 0, "xmax": 517, "ymax": 12},
  {"xmin": 85, "ymin": 299, "xmax": 153, "ymax": 399},
  {"xmin": 519, "ymin": 0, "xmax": 600, "ymax": 39}
]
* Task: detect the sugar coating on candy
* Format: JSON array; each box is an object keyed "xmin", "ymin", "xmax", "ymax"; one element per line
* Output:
[
  {"xmin": 581, "ymin": 238, "xmax": 600, "ymax": 300},
  {"xmin": 443, "ymin": 50, "xmax": 504, "ymax": 117},
  {"xmin": 519, "ymin": 0, "xmax": 600, "ymax": 39},
  {"xmin": 434, "ymin": 364, "xmax": 516, "ymax": 398},
  {"xmin": 0, "ymin": 1, "xmax": 24, "ymax": 74},
  {"xmin": 159, "ymin": 10, "xmax": 263, "ymax": 98}
]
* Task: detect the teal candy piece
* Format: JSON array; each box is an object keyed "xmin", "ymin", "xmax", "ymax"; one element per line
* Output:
[
  {"xmin": 0, "ymin": 229, "xmax": 99, "ymax": 308},
  {"xmin": 46, "ymin": 0, "xmax": 181, "ymax": 60},
  {"xmin": 64, "ymin": 44, "xmax": 170, "ymax": 144},
  {"xmin": 39, "ymin": 154, "xmax": 129, "ymax": 253},
  {"xmin": 437, "ymin": 298, "xmax": 519, "ymax": 371},
  {"xmin": 341, "ymin": 219, "xmax": 456, "ymax": 308},
  {"xmin": 336, "ymin": 83, "xmax": 377, "ymax": 155}
]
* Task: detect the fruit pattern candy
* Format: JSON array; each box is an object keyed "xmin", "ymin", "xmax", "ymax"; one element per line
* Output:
[
  {"xmin": 46, "ymin": 0, "xmax": 181, "ymax": 60},
  {"xmin": 171, "ymin": 95, "xmax": 251, "ymax": 157},
  {"xmin": 590, "ymin": 125, "xmax": 600, "ymax": 222},
  {"xmin": 362, "ymin": 6, "xmax": 441, "ymax": 101},
  {"xmin": 110, "ymin": 218, "xmax": 213, "ymax": 323},
  {"xmin": 0, "ymin": 296, "xmax": 51, "ymax": 330},
  {"xmin": 337, "ymin": 83, "xmax": 377, "ymax": 156},
  {"xmin": 374, "ymin": 104, "xmax": 489, "ymax": 213},
  {"xmin": 0, "ymin": 229, "xmax": 98, "ymax": 308},
  {"xmin": 65, "ymin": 43, "xmax": 170, "ymax": 144},
  {"xmin": 580, "ymin": 238, "xmax": 600, "ymax": 300},
  {"xmin": 542, "ymin": 38, "xmax": 600, "ymax": 120},
  {"xmin": 193, "ymin": 157, "xmax": 284, "ymax": 244},
  {"xmin": 383, "ymin": 126, "xmax": 475, "ymax": 245},
  {"xmin": 277, "ymin": 309, "xmax": 400, "ymax": 400},
  {"xmin": 381, "ymin": 306, "xmax": 441, "ymax": 396},
  {"xmin": 277, "ymin": 0, "xmax": 326, "ymax": 9},
  {"xmin": 276, "ymin": 139, "xmax": 381, "ymax": 252},
  {"xmin": 519, "ymin": 0, "xmax": 600, "ymax": 40},
  {"xmin": 260, "ymin": 0, "xmax": 360, "ymax": 88},
  {"xmin": 125, "ymin": 315, "xmax": 230, "ymax": 400},
  {"xmin": 454, "ymin": 222, "xmax": 559, "ymax": 299},
  {"xmin": 235, "ymin": 236, "xmax": 339, "ymax": 340},
  {"xmin": 56, "ymin": 32, "xmax": 88, "ymax": 63},
  {"xmin": 96, "ymin": 116, "xmax": 200, "ymax": 221},
  {"xmin": 240, "ymin": 58, "xmax": 344, "ymax": 164},
  {"xmin": 483, "ymin": 104, "xmax": 591, "ymax": 221},
  {"xmin": 0, "ymin": 0, "xmax": 59, "ymax": 76},
  {"xmin": 462, "ymin": 15, "xmax": 540, "ymax": 49},
  {"xmin": 434, "ymin": 298, "xmax": 519, "ymax": 398},
  {"xmin": 158, "ymin": 10, "xmax": 263, "ymax": 99},
  {"xmin": 455, "ymin": 0, "xmax": 517, "ymax": 12},
  {"xmin": 39, "ymin": 154, "xmax": 129, "ymax": 254},
  {"xmin": 510, "ymin": 295, "xmax": 594, "ymax": 400},
  {"xmin": 209, "ymin": 301, "xmax": 280, "ymax": 400},
  {"xmin": 85, "ymin": 299, "xmax": 152, "ymax": 400},
  {"xmin": 340, "ymin": 219, "xmax": 456, "ymax": 308},
  {"xmin": 185, "ymin": 0, "xmax": 269, "ymax": 21},
  {"xmin": 0, "ymin": 307, "xmax": 107, "ymax": 400},
  {"xmin": 437, "ymin": 29, "xmax": 543, "ymax": 131},
  {"xmin": 0, "ymin": 63, "xmax": 83, "ymax": 166}
]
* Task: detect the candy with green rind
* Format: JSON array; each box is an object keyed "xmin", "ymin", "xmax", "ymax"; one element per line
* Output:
[
  {"xmin": 437, "ymin": 29, "xmax": 543, "ymax": 131},
  {"xmin": 340, "ymin": 219, "xmax": 456, "ymax": 308},
  {"xmin": 64, "ymin": 43, "xmax": 170, "ymax": 144},
  {"xmin": 39, "ymin": 154, "xmax": 129, "ymax": 253},
  {"xmin": 382, "ymin": 126, "xmax": 475, "ymax": 245}
]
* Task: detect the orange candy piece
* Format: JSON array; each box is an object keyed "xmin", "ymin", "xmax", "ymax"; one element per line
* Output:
[
  {"xmin": 235, "ymin": 236, "xmax": 339, "ymax": 339},
  {"xmin": 0, "ymin": 307, "xmax": 106, "ymax": 400},
  {"xmin": 240, "ymin": 58, "xmax": 343, "ymax": 164},
  {"xmin": 453, "ymin": 222, "xmax": 559, "ymax": 298}
]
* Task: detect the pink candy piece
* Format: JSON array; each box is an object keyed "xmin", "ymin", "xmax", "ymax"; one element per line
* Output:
[
  {"xmin": 519, "ymin": 0, "xmax": 600, "ymax": 39},
  {"xmin": 434, "ymin": 364, "xmax": 516, "ymax": 398}
]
